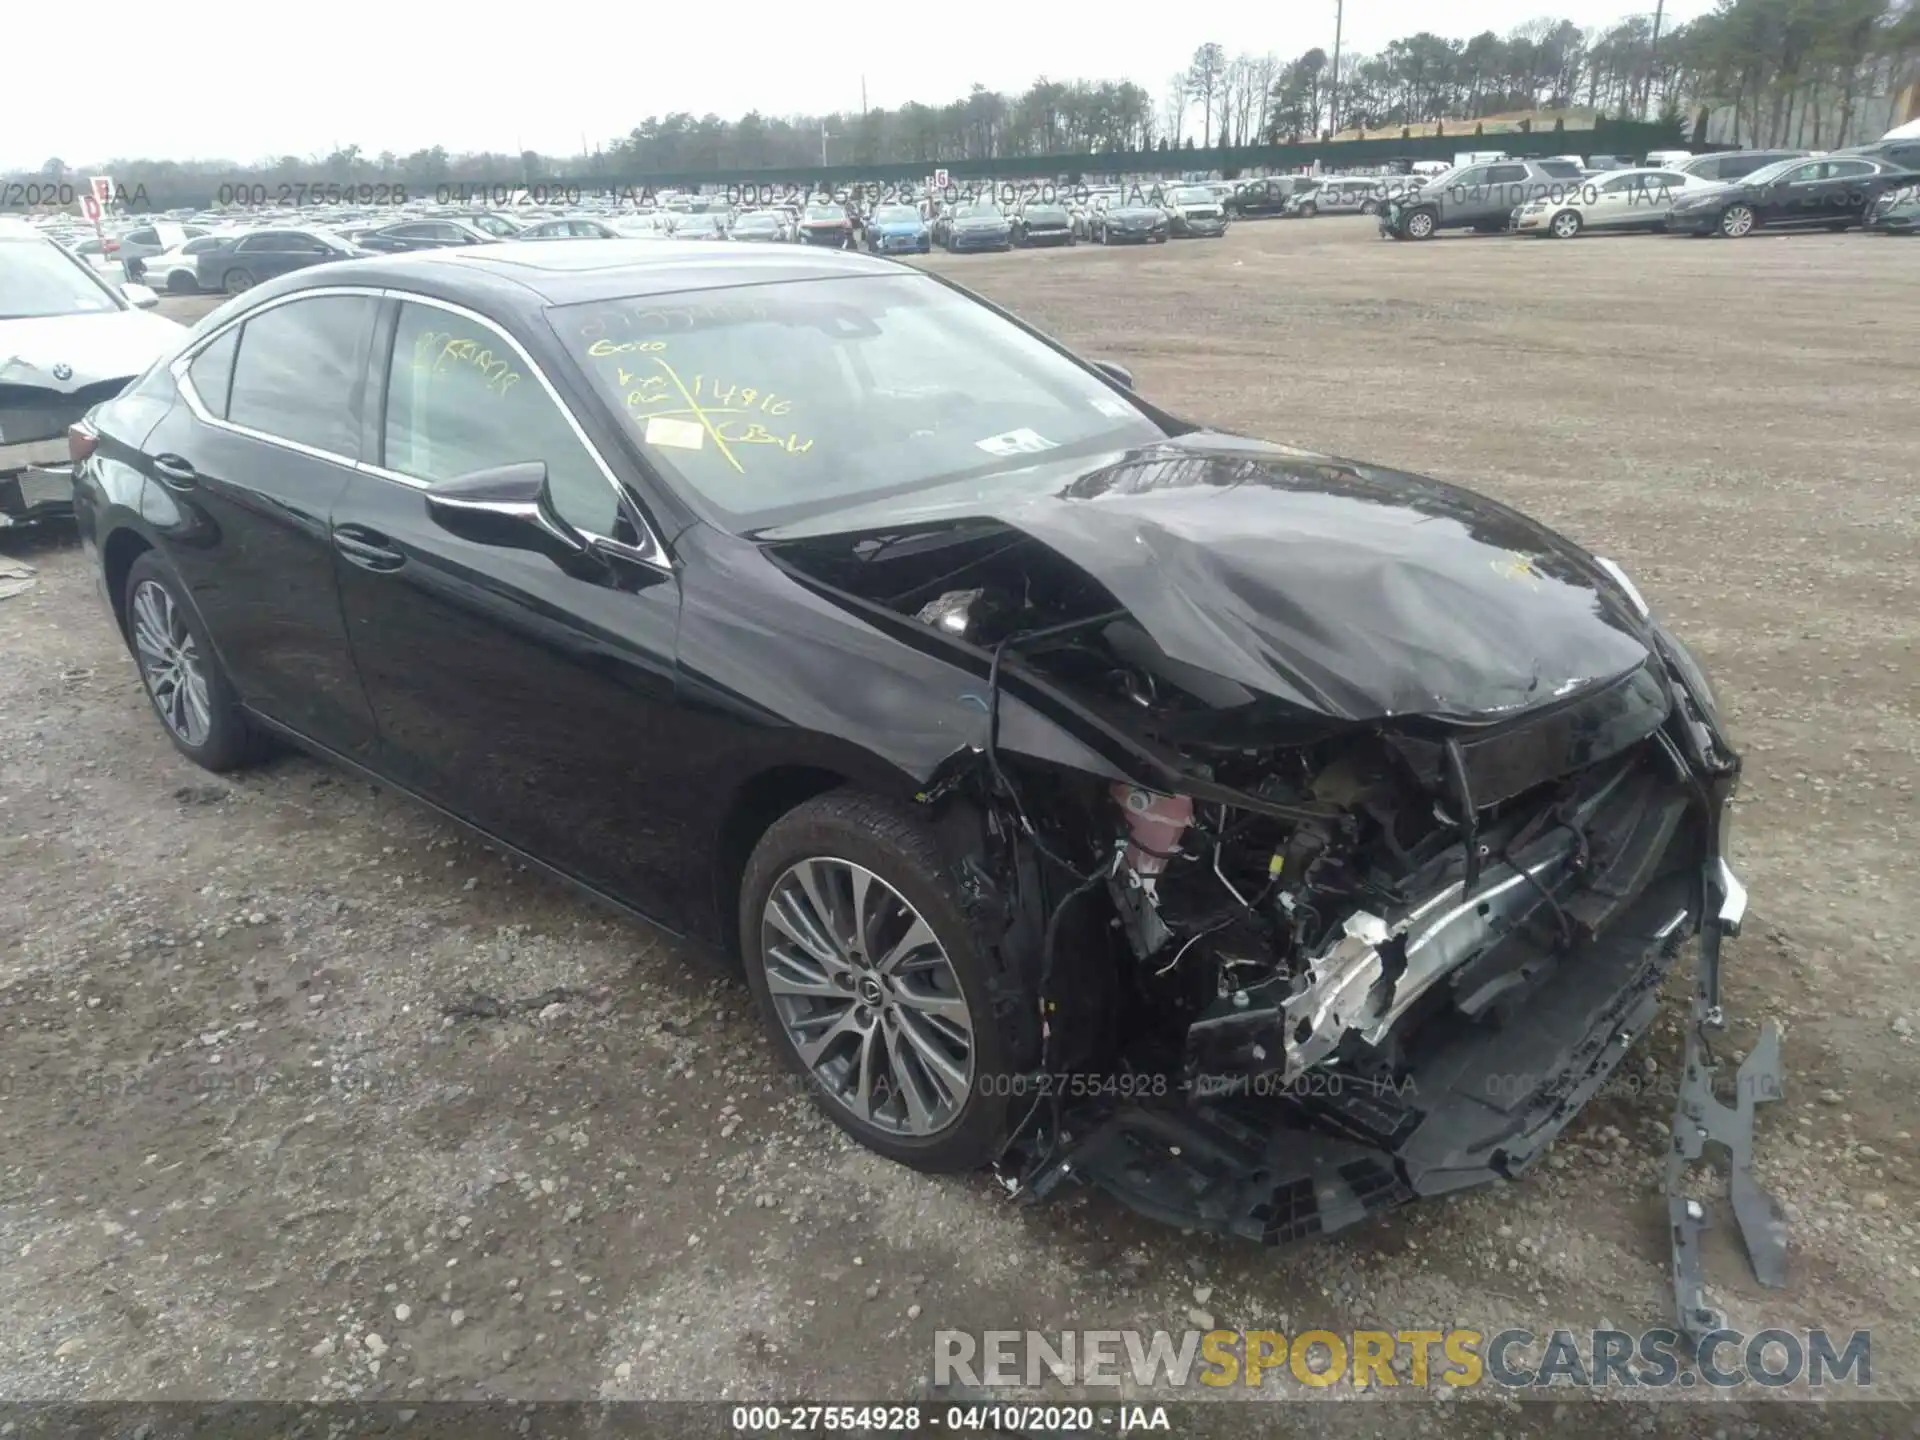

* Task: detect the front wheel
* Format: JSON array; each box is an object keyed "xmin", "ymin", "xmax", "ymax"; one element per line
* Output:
[
  {"xmin": 738, "ymin": 791, "xmax": 1015, "ymax": 1172},
  {"xmin": 1549, "ymin": 209, "xmax": 1583, "ymax": 239},
  {"xmin": 1719, "ymin": 205, "xmax": 1756, "ymax": 238},
  {"xmin": 223, "ymin": 267, "xmax": 255, "ymax": 294},
  {"xmin": 123, "ymin": 552, "xmax": 268, "ymax": 772},
  {"xmin": 1403, "ymin": 208, "xmax": 1437, "ymax": 240},
  {"xmin": 1301, "ymin": 202, "xmax": 1318, "ymax": 218}
]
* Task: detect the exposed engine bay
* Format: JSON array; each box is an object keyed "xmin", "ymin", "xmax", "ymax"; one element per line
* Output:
[{"xmin": 767, "ymin": 495, "xmax": 1771, "ymax": 1331}]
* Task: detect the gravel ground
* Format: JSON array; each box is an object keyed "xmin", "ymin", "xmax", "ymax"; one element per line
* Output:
[{"xmin": 2, "ymin": 219, "xmax": 1915, "ymax": 1432}]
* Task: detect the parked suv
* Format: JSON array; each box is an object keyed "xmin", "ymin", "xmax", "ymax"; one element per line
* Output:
[
  {"xmin": 1673, "ymin": 150, "xmax": 1810, "ymax": 184},
  {"xmin": 1379, "ymin": 158, "xmax": 1590, "ymax": 239}
]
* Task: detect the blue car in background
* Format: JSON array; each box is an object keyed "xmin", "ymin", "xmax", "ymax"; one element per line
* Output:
[{"xmin": 864, "ymin": 202, "xmax": 931, "ymax": 256}]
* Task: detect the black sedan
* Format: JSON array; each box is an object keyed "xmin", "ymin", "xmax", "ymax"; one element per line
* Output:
[
  {"xmin": 1009, "ymin": 202, "xmax": 1075, "ymax": 247},
  {"xmin": 1089, "ymin": 201, "xmax": 1169, "ymax": 243},
  {"xmin": 191, "ymin": 228, "xmax": 369, "ymax": 295},
  {"xmin": 69, "ymin": 241, "xmax": 1751, "ymax": 1249},
  {"xmin": 1664, "ymin": 154, "xmax": 1906, "ymax": 236},
  {"xmin": 355, "ymin": 219, "xmax": 503, "ymax": 252}
]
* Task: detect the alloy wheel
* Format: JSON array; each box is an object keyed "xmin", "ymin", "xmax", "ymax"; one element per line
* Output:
[
  {"xmin": 130, "ymin": 580, "xmax": 213, "ymax": 747},
  {"xmin": 1721, "ymin": 206, "xmax": 1755, "ymax": 238},
  {"xmin": 1407, "ymin": 210, "xmax": 1435, "ymax": 239},
  {"xmin": 1551, "ymin": 210, "xmax": 1583, "ymax": 238},
  {"xmin": 760, "ymin": 857, "xmax": 974, "ymax": 1137}
]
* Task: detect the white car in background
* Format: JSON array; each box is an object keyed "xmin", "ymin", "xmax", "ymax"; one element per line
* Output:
[
  {"xmin": 1, "ymin": 224, "xmax": 183, "ymax": 526},
  {"xmin": 142, "ymin": 232, "xmax": 242, "ymax": 293},
  {"xmin": 1511, "ymin": 167, "xmax": 1718, "ymax": 238},
  {"xmin": 609, "ymin": 212, "xmax": 676, "ymax": 239}
]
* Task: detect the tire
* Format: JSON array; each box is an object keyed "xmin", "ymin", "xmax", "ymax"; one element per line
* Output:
[
  {"xmin": 737, "ymin": 790, "xmax": 1015, "ymax": 1172},
  {"xmin": 1719, "ymin": 205, "xmax": 1755, "ymax": 238},
  {"xmin": 165, "ymin": 269, "xmax": 198, "ymax": 294},
  {"xmin": 1301, "ymin": 202, "xmax": 1318, "ymax": 217},
  {"xmin": 1404, "ymin": 208, "xmax": 1437, "ymax": 240},
  {"xmin": 123, "ymin": 552, "xmax": 268, "ymax": 773},
  {"xmin": 1549, "ymin": 209, "xmax": 1583, "ymax": 239},
  {"xmin": 223, "ymin": 267, "xmax": 256, "ymax": 294}
]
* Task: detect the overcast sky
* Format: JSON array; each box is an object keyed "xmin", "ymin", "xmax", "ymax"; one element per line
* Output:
[{"xmin": 6, "ymin": 1, "xmax": 1721, "ymax": 169}]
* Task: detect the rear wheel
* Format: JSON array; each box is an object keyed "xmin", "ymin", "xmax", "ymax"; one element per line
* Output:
[
  {"xmin": 738, "ymin": 791, "xmax": 1014, "ymax": 1172},
  {"xmin": 165, "ymin": 269, "xmax": 198, "ymax": 294},
  {"xmin": 1719, "ymin": 205, "xmax": 1756, "ymax": 238},
  {"xmin": 123, "ymin": 552, "xmax": 268, "ymax": 773}
]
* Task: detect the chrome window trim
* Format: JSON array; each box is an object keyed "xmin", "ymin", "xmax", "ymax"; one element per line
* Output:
[{"xmin": 166, "ymin": 283, "xmax": 671, "ymax": 572}]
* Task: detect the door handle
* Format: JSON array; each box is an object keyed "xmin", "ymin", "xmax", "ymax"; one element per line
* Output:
[
  {"xmin": 151, "ymin": 453, "xmax": 198, "ymax": 489},
  {"xmin": 332, "ymin": 524, "xmax": 406, "ymax": 572}
]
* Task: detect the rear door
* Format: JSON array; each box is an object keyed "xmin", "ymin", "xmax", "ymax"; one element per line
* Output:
[
  {"xmin": 140, "ymin": 289, "xmax": 382, "ymax": 757},
  {"xmin": 328, "ymin": 294, "xmax": 691, "ymax": 922},
  {"xmin": 1475, "ymin": 164, "xmax": 1530, "ymax": 226}
]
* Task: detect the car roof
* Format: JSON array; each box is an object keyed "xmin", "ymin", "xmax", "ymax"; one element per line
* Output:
[{"xmin": 268, "ymin": 239, "xmax": 901, "ymax": 310}]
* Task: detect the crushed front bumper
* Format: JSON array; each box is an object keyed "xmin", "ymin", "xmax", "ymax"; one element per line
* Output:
[
  {"xmin": 1021, "ymin": 869, "xmax": 1701, "ymax": 1241},
  {"xmin": 1, "ymin": 438, "xmax": 77, "ymax": 526}
]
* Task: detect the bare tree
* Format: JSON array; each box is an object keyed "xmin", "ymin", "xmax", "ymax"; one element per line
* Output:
[{"xmin": 1187, "ymin": 42, "xmax": 1228, "ymax": 146}]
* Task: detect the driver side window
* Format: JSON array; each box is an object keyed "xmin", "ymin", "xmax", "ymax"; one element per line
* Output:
[{"xmin": 382, "ymin": 301, "xmax": 621, "ymax": 538}]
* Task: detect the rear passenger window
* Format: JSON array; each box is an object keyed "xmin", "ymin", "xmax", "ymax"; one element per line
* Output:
[
  {"xmin": 227, "ymin": 295, "xmax": 376, "ymax": 459},
  {"xmin": 186, "ymin": 328, "xmax": 239, "ymax": 419},
  {"xmin": 1485, "ymin": 165, "xmax": 1529, "ymax": 184},
  {"xmin": 381, "ymin": 301, "xmax": 621, "ymax": 539}
]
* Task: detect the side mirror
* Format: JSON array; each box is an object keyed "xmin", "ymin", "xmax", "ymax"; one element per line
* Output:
[
  {"xmin": 1092, "ymin": 360, "xmax": 1134, "ymax": 390},
  {"xmin": 122, "ymin": 282, "xmax": 160, "ymax": 309},
  {"xmin": 426, "ymin": 462, "xmax": 608, "ymax": 579}
]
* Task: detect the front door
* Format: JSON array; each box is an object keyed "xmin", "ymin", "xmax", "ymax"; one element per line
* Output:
[{"xmin": 329, "ymin": 296, "xmax": 693, "ymax": 925}]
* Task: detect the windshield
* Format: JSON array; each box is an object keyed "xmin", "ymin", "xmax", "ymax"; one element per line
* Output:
[
  {"xmin": 805, "ymin": 204, "xmax": 845, "ymax": 221},
  {"xmin": 953, "ymin": 203, "xmax": 1002, "ymax": 220},
  {"xmin": 678, "ymin": 214, "xmax": 724, "ymax": 233},
  {"xmin": 556, "ymin": 273, "xmax": 1165, "ymax": 529},
  {"xmin": 1172, "ymin": 188, "xmax": 1213, "ymax": 205},
  {"xmin": 735, "ymin": 212, "xmax": 779, "ymax": 230},
  {"xmin": 0, "ymin": 238, "xmax": 126, "ymax": 319},
  {"xmin": 873, "ymin": 205, "xmax": 920, "ymax": 224},
  {"xmin": 1023, "ymin": 205, "xmax": 1068, "ymax": 221}
]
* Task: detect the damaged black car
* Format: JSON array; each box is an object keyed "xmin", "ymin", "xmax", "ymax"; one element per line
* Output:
[{"xmin": 72, "ymin": 242, "xmax": 1752, "ymax": 1260}]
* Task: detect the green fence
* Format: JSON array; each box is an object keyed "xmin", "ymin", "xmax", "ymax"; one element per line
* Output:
[{"xmin": 553, "ymin": 118, "xmax": 1687, "ymax": 191}]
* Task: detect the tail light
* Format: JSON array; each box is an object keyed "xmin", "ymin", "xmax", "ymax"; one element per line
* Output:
[{"xmin": 69, "ymin": 423, "xmax": 98, "ymax": 465}]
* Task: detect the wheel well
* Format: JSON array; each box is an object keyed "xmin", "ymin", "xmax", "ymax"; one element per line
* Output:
[
  {"xmin": 101, "ymin": 529, "xmax": 153, "ymax": 641},
  {"xmin": 712, "ymin": 766, "xmax": 848, "ymax": 961}
]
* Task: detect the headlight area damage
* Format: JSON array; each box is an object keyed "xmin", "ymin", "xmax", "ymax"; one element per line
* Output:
[{"xmin": 763, "ymin": 442, "xmax": 1783, "ymax": 1343}]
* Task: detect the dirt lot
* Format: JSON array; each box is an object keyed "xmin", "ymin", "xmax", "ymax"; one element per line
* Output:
[{"xmin": 3, "ymin": 219, "xmax": 1916, "ymax": 1432}]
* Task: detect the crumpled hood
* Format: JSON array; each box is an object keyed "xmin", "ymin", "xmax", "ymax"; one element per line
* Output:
[
  {"xmin": 0, "ymin": 311, "xmax": 186, "ymax": 393},
  {"xmin": 768, "ymin": 433, "xmax": 1657, "ymax": 723}
]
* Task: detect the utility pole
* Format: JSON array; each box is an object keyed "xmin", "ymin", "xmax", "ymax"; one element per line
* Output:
[
  {"xmin": 1329, "ymin": 0, "xmax": 1344, "ymax": 139},
  {"xmin": 1645, "ymin": 0, "xmax": 1666, "ymax": 120}
]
